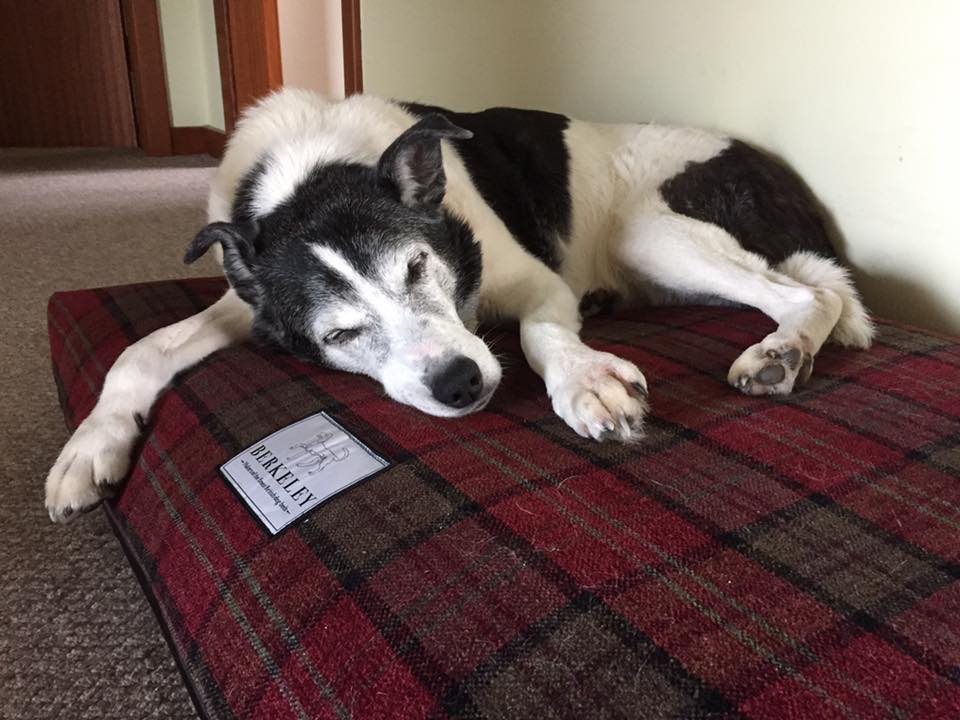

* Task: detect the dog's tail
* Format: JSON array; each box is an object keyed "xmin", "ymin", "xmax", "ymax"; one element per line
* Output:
[{"xmin": 776, "ymin": 250, "xmax": 875, "ymax": 348}]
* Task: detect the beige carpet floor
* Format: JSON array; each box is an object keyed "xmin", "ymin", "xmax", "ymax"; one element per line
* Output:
[{"xmin": 0, "ymin": 148, "xmax": 222, "ymax": 719}]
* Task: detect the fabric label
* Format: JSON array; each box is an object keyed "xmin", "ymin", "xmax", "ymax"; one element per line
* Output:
[{"xmin": 220, "ymin": 411, "xmax": 390, "ymax": 535}]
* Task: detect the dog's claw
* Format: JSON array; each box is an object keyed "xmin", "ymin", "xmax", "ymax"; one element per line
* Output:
[{"xmin": 630, "ymin": 381, "xmax": 648, "ymax": 397}]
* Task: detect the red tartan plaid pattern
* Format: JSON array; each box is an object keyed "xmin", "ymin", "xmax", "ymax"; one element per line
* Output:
[{"xmin": 48, "ymin": 277, "xmax": 960, "ymax": 720}]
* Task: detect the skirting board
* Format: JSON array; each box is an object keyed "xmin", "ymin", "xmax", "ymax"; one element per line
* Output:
[{"xmin": 170, "ymin": 126, "xmax": 226, "ymax": 159}]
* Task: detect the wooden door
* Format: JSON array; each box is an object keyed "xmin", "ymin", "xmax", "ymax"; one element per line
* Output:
[{"xmin": 0, "ymin": 0, "xmax": 136, "ymax": 148}]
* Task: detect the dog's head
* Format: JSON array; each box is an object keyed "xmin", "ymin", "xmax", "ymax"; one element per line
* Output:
[{"xmin": 185, "ymin": 114, "xmax": 501, "ymax": 417}]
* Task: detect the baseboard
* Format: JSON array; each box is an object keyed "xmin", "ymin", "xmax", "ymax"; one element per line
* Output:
[{"xmin": 170, "ymin": 125, "xmax": 226, "ymax": 159}]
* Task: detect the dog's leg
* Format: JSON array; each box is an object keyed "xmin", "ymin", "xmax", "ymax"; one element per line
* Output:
[
  {"xmin": 616, "ymin": 211, "xmax": 870, "ymax": 395},
  {"xmin": 45, "ymin": 290, "xmax": 253, "ymax": 522},
  {"xmin": 483, "ymin": 251, "xmax": 648, "ymax": 442}
]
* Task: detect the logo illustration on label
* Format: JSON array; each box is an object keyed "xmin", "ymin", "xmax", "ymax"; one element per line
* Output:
[{"xmin": 286, "ymin": 432, "xmax": 351, "ymax": 475}]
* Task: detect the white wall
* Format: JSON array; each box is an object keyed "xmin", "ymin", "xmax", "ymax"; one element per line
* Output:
[
  {"xmin": 277, "ymin": 0, "xmax": 345, "ymax": 99},
  {"xmin": 361, "ymin": 0, "xmax": 532, "ymax": 110},
  {"xmin": 362, "ymin": 0, "xmax": 960, "ymax": 333},
  {"xmin": 158, "ymin": 0, "xmax": 224, "ymax": 131}
]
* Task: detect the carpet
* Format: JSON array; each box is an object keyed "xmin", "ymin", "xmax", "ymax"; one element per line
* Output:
[{"xmin": 0, "ymin": 148, "xmax": 215, "ymax": 720}]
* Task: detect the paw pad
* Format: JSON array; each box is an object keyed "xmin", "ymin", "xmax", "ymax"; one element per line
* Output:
[
  {"xmin": 756, "ymin": 363, "xmax": 786, "ymax": 385},
  {"xmin": 730, "ymin": 337, "xmax": 815, "ymax": 397}
]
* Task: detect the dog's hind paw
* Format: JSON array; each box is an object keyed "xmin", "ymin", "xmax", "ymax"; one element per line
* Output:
[
  {"xmin": 548, "ymin": 349, "xmax": 648, "ymax": 442},
  {"xmin": 728, "ymin": 333, "xmax": 813, "ymax": 396},
  {"xmin": 45, "ymin": 412, "xmax": 139, "ymax": 523}
]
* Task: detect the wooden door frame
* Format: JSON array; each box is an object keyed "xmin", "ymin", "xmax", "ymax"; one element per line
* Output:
[
  {"xmin": 120, "ymin": 0, "xmax": 362, "ymax": 157},
  {"xmin": 342, "ymin": 0, "xmax": 363, "ymax": 95}
]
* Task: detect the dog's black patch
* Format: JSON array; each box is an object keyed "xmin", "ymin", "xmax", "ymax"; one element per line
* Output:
[
  {"xmin": 579, "ymin": 288, "xmax": 620, "ymax": 318},
  {"xmin": 659, "ymin": 140, "xmax": 837, "ymax": 265},
  {"xmin": 402, "ymin": 101, "xmax": 572, "ymax": 270},
  {"xmin": 231, "ymin": 159, "xmax": 267, "ymax": 226}
]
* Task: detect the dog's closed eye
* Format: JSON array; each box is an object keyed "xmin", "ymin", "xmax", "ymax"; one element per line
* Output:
[{"xmin": 323, "ymin": 327, "xmax": 363, "ymax": 345}]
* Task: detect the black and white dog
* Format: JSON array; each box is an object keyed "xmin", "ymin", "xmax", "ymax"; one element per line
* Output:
[{"xmin": 46, "ymin": 89, "xmax": 873, "ymax": 521}]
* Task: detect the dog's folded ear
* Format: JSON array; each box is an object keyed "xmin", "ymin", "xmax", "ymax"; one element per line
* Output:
[
  {"xmin": 378, "ymin": 113, "xmax": 472, "ymax": 210},
  {"xmin": 184, "ymin": 221, "xmax": 262, "ymax": 306}
]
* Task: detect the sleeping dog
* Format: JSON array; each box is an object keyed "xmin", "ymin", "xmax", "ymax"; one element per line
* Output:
[{"xmin": 45, "ymin": 88, "xmax": 873, "ymax": 521}]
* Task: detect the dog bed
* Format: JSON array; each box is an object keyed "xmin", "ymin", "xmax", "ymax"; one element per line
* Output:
[{"xmin": 48, "ymin": 277, "xmax": 960, "ymax": 719}]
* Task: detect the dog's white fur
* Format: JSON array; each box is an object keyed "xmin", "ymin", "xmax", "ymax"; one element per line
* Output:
[{"xmin": 45, "ymin": 89, "xmax": 873, "ymax": 521}]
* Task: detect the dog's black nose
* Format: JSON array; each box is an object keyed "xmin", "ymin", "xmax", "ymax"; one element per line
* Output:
[{"xmin": 430, "ymin": 356, "xmax": 483, "ymax": 409}]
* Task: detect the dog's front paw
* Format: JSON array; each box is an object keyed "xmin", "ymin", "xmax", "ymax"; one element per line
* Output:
[
  {"xmin": 45, "ymin": 412, "xmax": 140, "ymax": 523},
  {"xmin": 548, "ymin": 349, "xmax": 648, "ymax": 442},
  {"xmin": 728, "ymin": 333, "xmax": 813, "ymax": 396}
]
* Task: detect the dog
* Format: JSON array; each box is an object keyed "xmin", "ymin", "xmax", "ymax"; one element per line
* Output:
[{"xmin": 45, "ymin": 88, "xmax": 873, "ymax": 521}]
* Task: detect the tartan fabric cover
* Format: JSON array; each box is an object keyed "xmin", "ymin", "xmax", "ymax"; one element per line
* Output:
[{"xmin": 48, "ymin": 277, "xmax": 960, "ymax": 720}]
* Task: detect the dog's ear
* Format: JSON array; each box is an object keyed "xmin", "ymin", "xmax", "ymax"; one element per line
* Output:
[
  {"xmin": 184, "ymin": 221, "xmax": 262, "ymax": 306},
  {"xmin": 378, "ymin": 114, "xmax": 472, "ymax": 209}
]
